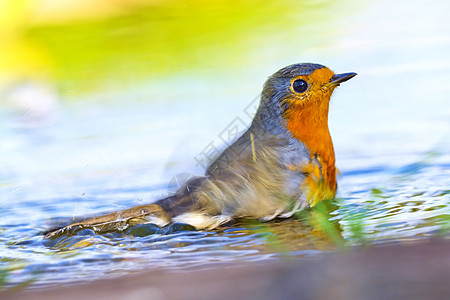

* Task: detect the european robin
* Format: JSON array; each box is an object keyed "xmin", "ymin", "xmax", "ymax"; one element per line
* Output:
[{"xmin": 45, "ymin": 63, "xmax": 356, "ymax": 238}]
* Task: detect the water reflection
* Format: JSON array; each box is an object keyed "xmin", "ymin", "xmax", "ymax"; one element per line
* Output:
[{"xmin": 1, "ymin": 151, "xmax": 449, "ymax": 288}]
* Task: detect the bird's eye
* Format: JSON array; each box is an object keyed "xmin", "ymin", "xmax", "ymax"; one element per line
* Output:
[{"xmin": 292, "ymin": 79, "xmax": 308, "ymax": 93}]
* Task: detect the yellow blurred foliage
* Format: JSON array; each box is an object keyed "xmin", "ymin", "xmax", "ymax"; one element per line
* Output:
[
  {"xmin": 0, "ymin": 0, "xmax": 161, "ymax": 84},
  {"xmin": 0, "ymin": 0, "xmax": 353, "ymax": 95}
]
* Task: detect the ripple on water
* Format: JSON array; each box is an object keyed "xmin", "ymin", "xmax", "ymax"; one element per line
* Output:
[{"xmin": 0, "ymin": 152, "xmax": 449, "ymax": 288}]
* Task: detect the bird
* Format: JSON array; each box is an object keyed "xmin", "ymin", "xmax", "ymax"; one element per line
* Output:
[{"xmin": 45, "ymin": 63, "xmax": 356, "ymax": 238}]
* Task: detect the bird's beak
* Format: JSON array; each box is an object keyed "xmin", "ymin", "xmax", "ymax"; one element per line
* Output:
[{"xmin": 328, "ymin": 72, "xmax": 357, "ymax": 87}]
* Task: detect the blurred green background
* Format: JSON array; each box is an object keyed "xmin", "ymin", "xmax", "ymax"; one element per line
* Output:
[{"xmin": 1, "ymin": 0, "xmax": 360, "ymax": 96}]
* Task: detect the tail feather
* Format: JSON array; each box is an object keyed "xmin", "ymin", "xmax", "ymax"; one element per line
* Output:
[
  {"xmin": 44, "ymin": 176, "xmax": 213, "ymax": 238},
  {"xmin": 44, "ymin": 203, "xmax": 169, "ymax": 238}
]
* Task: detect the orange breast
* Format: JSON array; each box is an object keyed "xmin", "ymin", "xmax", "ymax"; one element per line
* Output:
[
  {"xmin": 286, "ymin": 102, "xmax": 337, "ymax": 191},
  {"xmin": 283, "ymin": 68, "xmax": 338, "ymax": 202}
]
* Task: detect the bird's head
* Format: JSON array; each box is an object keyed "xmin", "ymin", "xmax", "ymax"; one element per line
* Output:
[{"xmin": 261, "ymin": 63, "xmax": 356, "ymax": 119}]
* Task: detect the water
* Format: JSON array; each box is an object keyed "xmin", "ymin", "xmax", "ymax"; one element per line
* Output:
[{"xmin": 1, "ymin": 0, "xmax": 449, "ymax": 289}]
